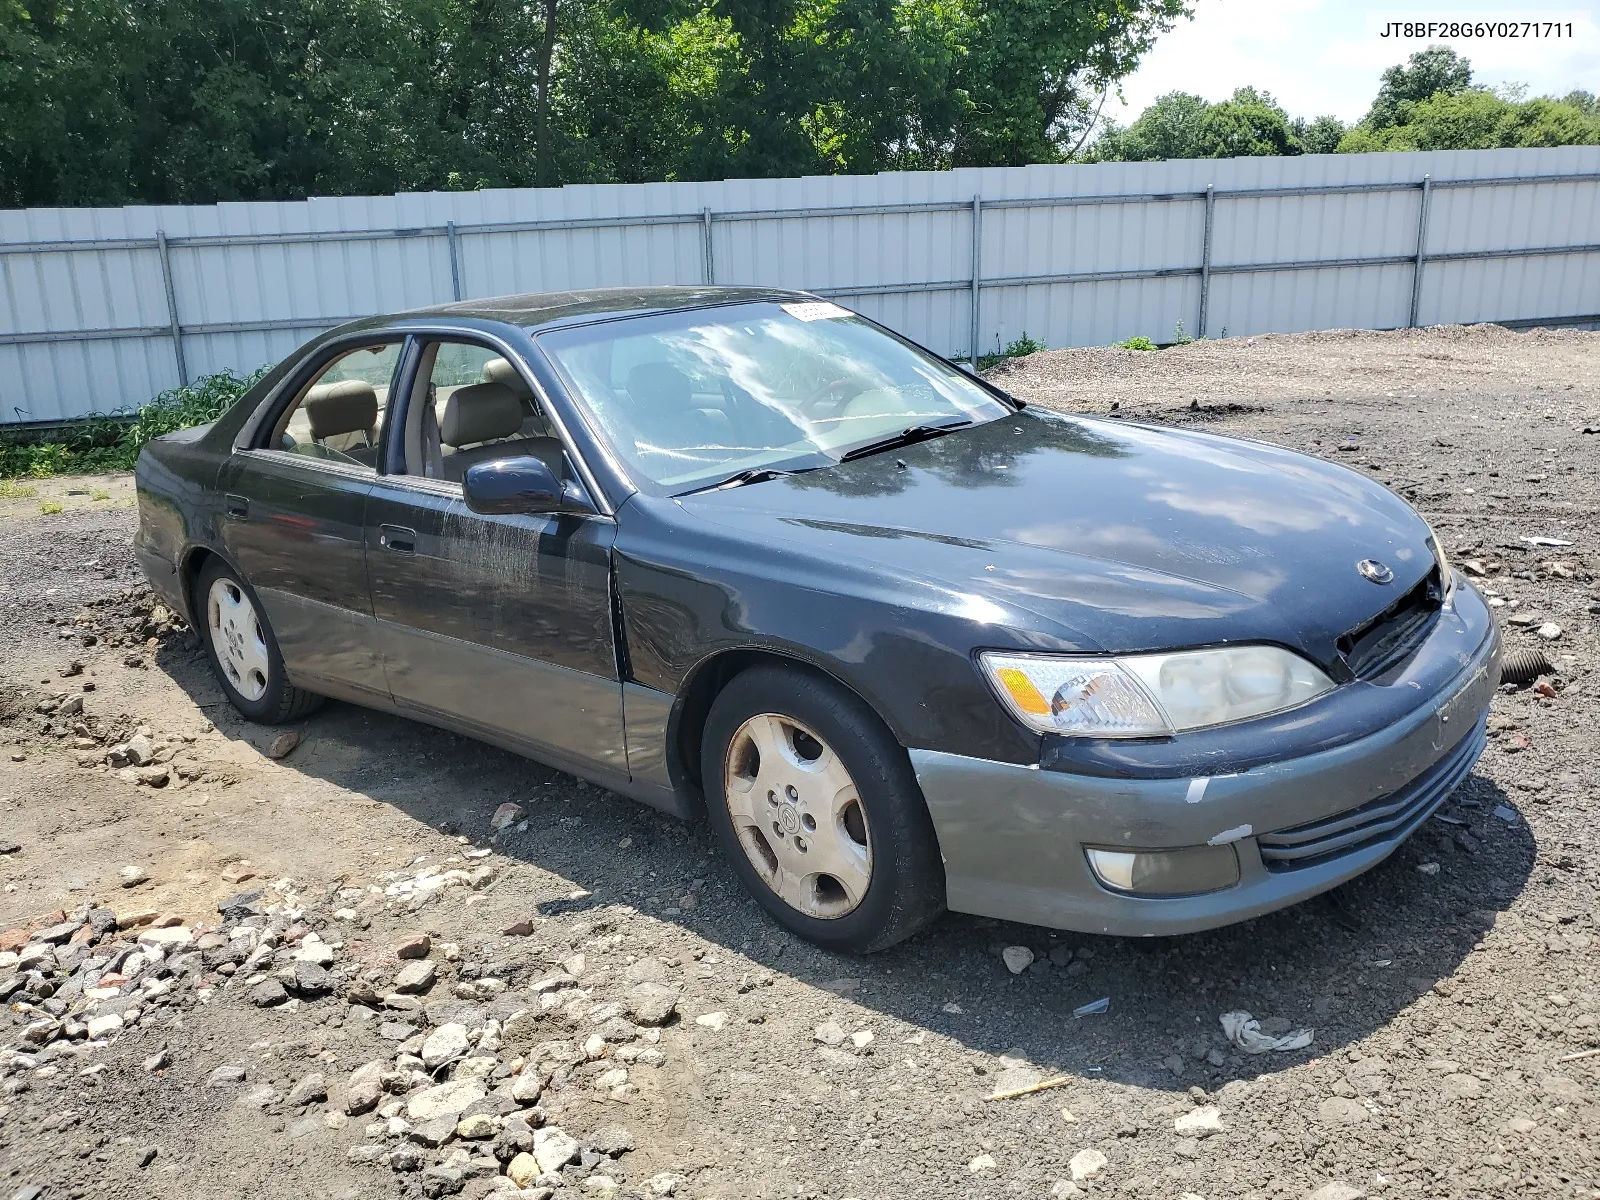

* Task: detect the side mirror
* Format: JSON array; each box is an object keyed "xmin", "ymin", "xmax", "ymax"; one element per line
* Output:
[{"xmin": 462, "ymin": 456, "xmax": 594, "ymax": 516}]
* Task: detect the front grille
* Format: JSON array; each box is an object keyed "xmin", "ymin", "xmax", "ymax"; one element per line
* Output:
[
  {"xmin": 1338, "ymin": 569, "xmax": 1443, "ymax": 680},
  {"xmin": 1257, "ymin": 720, "xmax": 1486, "ymax": 870}
]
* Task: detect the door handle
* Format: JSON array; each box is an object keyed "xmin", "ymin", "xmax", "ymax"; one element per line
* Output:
[
  {"xmin": 224, "ymin": 494, "xmax": 249, "ymax": 518},
  {"xmin": 378, "ymin": 524, "xmax": 417, "ymax": 555}
]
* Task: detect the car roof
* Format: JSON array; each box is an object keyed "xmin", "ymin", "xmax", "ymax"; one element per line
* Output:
[{"xmin": 383, "ymin": 286, "xmax": 817, "ymax": 334}]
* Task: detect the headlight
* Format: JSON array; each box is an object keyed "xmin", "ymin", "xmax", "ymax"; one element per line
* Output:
[
  {"xmin": 982, "ymin": 645, "xmax": 1335, "ymax": 737},
  {"xmin": 1425, "ymin": 522, "xmax": 1454, "ymax": 601}
]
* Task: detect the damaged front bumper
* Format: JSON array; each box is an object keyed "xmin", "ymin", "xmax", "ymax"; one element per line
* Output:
[{"xmin": 913, "ymin": 585, "xmax": 1501, "ymax": 936}]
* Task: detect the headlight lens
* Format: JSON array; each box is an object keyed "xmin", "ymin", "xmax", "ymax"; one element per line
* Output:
[
  {"xmin": 982, "ymin": 646, "xmax": 1335, "ymax": 737},
  {"xmin": 1425, "ymin": 522, "xmax": 1454, "ymax": 600}
]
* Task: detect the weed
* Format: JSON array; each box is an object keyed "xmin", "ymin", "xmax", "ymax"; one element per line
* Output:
[
  {"xmin": 978, "ymin": 333, "xmax": 1047, "ymax": 370},
  {"xmin": 0, "ymin": 367, "xmax": 266, "ymax": 479},
  {"xmin": 1172, "ymin": 320, "xmax": 1195, "ymax": 345},
  {"xmin": 1116, "ymin": 336, "xmax": 1158, "ymax": 351},
  {"xmin": 0, "ymin": 480, "xmax": 37, "ymax": 499},
  {"xmin": 92, "ymin": 489, "xmax": 111, "ymax": 501},
  {"xmin": 39, "ymin": 500, "xmax": 63, "ymax": 514}
]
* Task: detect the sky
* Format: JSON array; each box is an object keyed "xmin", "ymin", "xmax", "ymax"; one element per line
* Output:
[{"xmin": 1113, "ymin": 1, "xmax": 1600, "ymax": 125}]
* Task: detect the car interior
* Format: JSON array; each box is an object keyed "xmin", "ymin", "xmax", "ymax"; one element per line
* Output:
[
  {"xmin": 274, "ymin": 342, "xmax": 402, "ymax": 469},
  {"xmin": 403, "ymin": 342, "xmax": 566, "ymax": 483}
]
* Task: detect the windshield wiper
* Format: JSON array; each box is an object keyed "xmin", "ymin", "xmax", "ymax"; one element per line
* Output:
[
  {"xmin": 838, "ymin": 419, "xmax": 973, "ymax": 463},
  {"xmin": 678, "ymin": 467, "xmax": 800, "ymax": 496}
]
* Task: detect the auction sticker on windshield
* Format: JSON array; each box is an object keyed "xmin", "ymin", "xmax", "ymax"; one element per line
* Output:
[{"xmin": 781, "ymin": 301, "xmax": 852, "ymax": 321}]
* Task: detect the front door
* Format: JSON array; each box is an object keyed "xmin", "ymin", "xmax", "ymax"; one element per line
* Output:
[{"xmin": 363, "ymin": 337, "xmax": 627, "ymax": 779}]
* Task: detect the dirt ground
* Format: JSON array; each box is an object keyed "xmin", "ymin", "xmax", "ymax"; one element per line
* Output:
[{"xmin": 1, "ymin": 323, "xmax": 1598, "ymax": 1200}]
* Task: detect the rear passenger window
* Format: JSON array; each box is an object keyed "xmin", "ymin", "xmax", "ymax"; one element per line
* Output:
[
  {"xmin": 406, "ymin": 341, "xmax": 562, "ymax": 483},
  {"xmin": 274, "ymin": 342, "xmax": 402, "ymax": 471}
]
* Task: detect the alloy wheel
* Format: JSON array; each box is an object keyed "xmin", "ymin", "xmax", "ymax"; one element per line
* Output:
[{"xmin": 722, "ymin": 713, "xmax": 873, "ymax": 918}]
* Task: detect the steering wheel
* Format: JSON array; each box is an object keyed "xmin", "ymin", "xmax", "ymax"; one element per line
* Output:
[{"xmin": 801, "ymin": 376, "xmax": 868, "ymax": 422}]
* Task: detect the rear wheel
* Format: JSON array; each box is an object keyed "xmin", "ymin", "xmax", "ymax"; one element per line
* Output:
[
  {"xmin": 702, "ymin": 665, "xmax": 945, "ymax": 953},
  {"xmin": 194, "ymin": 558, "xmax": 321, "ymax": 724}
]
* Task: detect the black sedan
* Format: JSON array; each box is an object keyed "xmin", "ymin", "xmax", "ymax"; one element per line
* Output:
[{"xmin": 134, "ymin": 287, "xmax": 1499, "ymax": 952}]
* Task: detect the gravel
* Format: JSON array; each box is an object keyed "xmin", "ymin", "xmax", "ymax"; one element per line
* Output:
[{"xmin": 0, "ymin": 324, "xmax": 1597, "ymax": 1199}]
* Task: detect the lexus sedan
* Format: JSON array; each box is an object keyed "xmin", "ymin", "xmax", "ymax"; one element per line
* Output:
[{"xmin": 134, "ymin": 287, "xmax": 1499, "ymax": 952}]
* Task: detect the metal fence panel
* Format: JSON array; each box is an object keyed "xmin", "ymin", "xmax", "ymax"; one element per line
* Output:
[{"xmin": 2, "ymin": 145, "xmax": 1599, "ymax": 425}]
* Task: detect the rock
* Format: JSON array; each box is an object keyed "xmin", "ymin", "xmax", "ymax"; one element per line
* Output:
[
  {"xmin": 288, "ymin": 1073, "xmax": 327, "ymax": 1106},
  {"xmin": 489, "ymin": 802, "xmax": 525, "ymax": 831},
  {"xmin": 511, "ymin": 1070, "xmax": 544, "ymax": 1104},
  {"xmin": 532, "ymin": 1128, "xmax": 580, "ymax": 1174},
  {"xmin": 507, "ymin": 1153, "xmax": 541, "ymax": 1188},
  {"xmin": 396, "ymin": 934, "xmax": 432, "ymax": 960},
  {"xmin": 409, "ymin": 1116, "xmax": 458, "ymax": 1148},
  {"xmin": 219, "ymin": 861, "xmax": 257, "ymax": 883},
  {"xmin": 1538, "ymin": 1075, "xmax": 1584, "ymax": 1104},
  {"xmin": 1537, "ymin": 623, "xmax": 1563, "ymax": 641},
  {"xmin": 207, "ymin": 1063, "xmax": 247, "ymax": 1087},
  {"xmin": 420, "ymin": 1166, "xmax": 465, "ymax": 1198},
  {"xmin": 143, "ymin": 1050, "xmax": 170, "ymax": 1072},
  {"xmin": 290, "ymin": 960, "xmax": 332, "ymax": 995},
  {"xmin": 1305, "ymin": 1184, "xmax": 1366, "ymax": 1200},
  {"xmin": 625, "ymin": 981, "xmax": 678, "ymax": 1026},
  {"xmin": 388, "ymin": 1144, "xmax": 425, "ymax": 1172},
  {"xmin": 588, "ymin": 1124, "xmax": 635, "ymax": 1156},
  {"xmin": 251, "ymin": 979, "xmax": 289, "ymax": 1008},
  {"xmin": 265, "ymin": 731, "xmax": 300, "ymax": 759},
  {"xmin": 647, "ymin": 1174, "xmax": 684, "ymax": 1197},
  {"xmin": 1441, "ymin": 1073, "xmax": 1484, "ymax": 1101},
  {"xmin": 137, "ymin": 925, "xmax": 191, "ymax": 948},
  {"xmin": 850, "ymin": 1030, "xmax": 874, "ymax": 1051},
  {"xmin": 456, "ymin": 1113, "xmax": 500, "ymax": 1139},
  {"xmin": 85, "ymin": 1014, "xmax": 124, "ymax": 1040},
  {"xmin": 1069, "ymin": 1149, "xmax": 1108, "ymax": 1182},
  {"xmin": 1173, "ymin": 1138, "xmax": 1199, "ymax": 1160},
  {"xmin": 1049, "ymin": 1183, "xmax": 1082, "ymax": 1198},
  {"xmin": 1316, "ymin": 1097, "xmax": 1369, "ymax": 1125},
  {"xmin": 236, "ymin": 1085, "xmax": 281, "ymax": 1109},
  {"xmin": 407, "ymin": 1079, "xmax": 487, "ymax": 1122},
  {"xmin": 501, "ymin": 918, "xmax": 538, "ymax": 936},
  {"xmin": 694, "ymin": 1011, "xmax": 728, "ymax": 1031},
  {"xmin": 124, "ymin": 735, "xmax": 154, "ymax": 766},
  {"xmin": 1173, "ymin": 1105, "xmax": 1224, "ymax": 1137},
  {"xmin": 294, "ymin": 937, "xmax": 334, "ymax": 966},
  {"xmin": 422, "ymin": 1023, "xmax": 471, "ymax": 1069},
  {"xmin": 1503, "ymin": 1116, "xmax": 1538, "ymax": 1134},
  {"xmin": 625, "ymin": 957, "xmax": 668, "ymax": 984},
  {"xmin": 135, "ymin": 764, "xmax": 170, "ymax": 787},
  {"xmin": 1001, "ymin": 945, "xmax": 1034, "ymax": 974},
  {"xmin": 394, "ymin": 960, "xmax": 437, "ymax": 994},
  {"xmin": 813, "ymin": 1021, "xmax": 846, "ymax": 1047},
  {"xmin": 217, "ymin": 889, "xmax": 264, "ymax": 920},
  {"xmin": 118, "ymin": 865, "xmax": 150, "ymax": 888},
  {"xmin": 968, "ymin": 1152, "xmax": 997, "ymax": 1173}
]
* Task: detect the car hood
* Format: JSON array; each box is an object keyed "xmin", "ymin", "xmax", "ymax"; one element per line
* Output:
[{"xmin": 676, "ymin": 408, "xmax": 1437, "ymax": 666}]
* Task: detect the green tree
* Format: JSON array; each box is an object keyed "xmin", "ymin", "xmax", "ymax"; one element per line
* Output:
[
  {"xmin": 1338, "ymin": 88, "xmax": 1600, "ymax": 152},
  {"xmin": 1292, "ymin": 114, "xmax": 1346, "ymax": 155},
  {"xmin": 1363, "ymin": 44, "xmax": 1473, "ymax": 129},
  {"xmin": 1091, "ymin": 87, "xmax": 1301, "ymax": 160}
]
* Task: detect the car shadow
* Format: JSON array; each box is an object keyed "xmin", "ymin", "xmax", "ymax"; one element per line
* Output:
[{"xmin": 156, "ymin": 639, "xmax": 1536, "ymax": 1093}]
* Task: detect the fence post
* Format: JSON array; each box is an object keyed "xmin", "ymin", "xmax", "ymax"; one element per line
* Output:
[
  {"xmin": 702, "ymin": 208, "xmax": 715, "ymax": 285},
  {"xmin": 969, "ymin": 194, "xmax": 983, "ymax": 364},
  {"xmin": 1197, "ymin": 184, "xmax": 1215, "ymax": 339},
  {"xmin": 447, "ymin": 221, "xmax": 463, "ymax": 301},
  {"xmin": 1408, "ymin": 175, "xmax": 1433, "ymax": 328},
  {"xmin": 156, "ymin": 230, "xmax": 188, "ymax": 387}
]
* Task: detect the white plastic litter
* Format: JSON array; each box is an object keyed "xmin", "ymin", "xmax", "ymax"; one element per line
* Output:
[
  {"xmin": 1219, "ymin": 1010, "xmax": 1313, "ymax": 1053},
  {"xmin": 1073, "ymin": 997, "xmax": 1110, "ymax": 1017},
  {"xmin": 1520, "ymin": 536, "xmax": 1574, "ymax": 547}
]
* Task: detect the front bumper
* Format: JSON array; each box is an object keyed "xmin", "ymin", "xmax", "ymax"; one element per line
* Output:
[{"xmin": 913, "ymin": 586, "xmax": 1501, "ymax": 936}]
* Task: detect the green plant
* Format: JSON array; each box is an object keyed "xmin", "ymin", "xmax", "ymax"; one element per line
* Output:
[
  {"xmin": 39, "ymin": 500, "xmax": 63, "ymax": 514},
  {"xmin": 1171, "ymin": 320, "xmax": 1195, "ymax": 345},
  {"xmin": 978, "ymin": 333, "xmax": 1048, "ymax": 370},
  {"xmin": 92, "ymin": 489, "xmax": 111, "ymax": 501},
  {"xmin": 0, "ymin": 368, "xmax": 265, "ymax": 479},
  {"xmin": 0, "ymin": 480, "xmax": 37, "ymax": 499},
  {"xmin": 1116, "ymin": 335, "xmax": 1157, "ymax": 351}
]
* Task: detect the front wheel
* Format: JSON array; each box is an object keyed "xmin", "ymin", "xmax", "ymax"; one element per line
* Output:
[
  {"xmin": 194, "ymin": 557, "xmax": 322, "ymax": 724},
  {"xmin": 701, "ymin": 665, "xmax": 945, "ymax": 953}
]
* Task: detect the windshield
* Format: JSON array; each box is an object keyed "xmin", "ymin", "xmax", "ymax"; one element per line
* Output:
[{"xmin": 537, "ymin": 301, "xmax": 1012, "ymax": 494}]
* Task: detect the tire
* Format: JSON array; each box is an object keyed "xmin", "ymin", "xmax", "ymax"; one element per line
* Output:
[
  {"xmin": 193, "ymin": 557, "xmax": 322, "ymax": 724},
  {"xmin": 701, "ymin": 664, "xmax": 945, "ymax": 953}
]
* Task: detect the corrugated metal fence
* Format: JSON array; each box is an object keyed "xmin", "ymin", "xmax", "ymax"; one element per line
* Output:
[{"xmin": 3, "ymin": 146, "xmax": 1598, "ymax": 425}]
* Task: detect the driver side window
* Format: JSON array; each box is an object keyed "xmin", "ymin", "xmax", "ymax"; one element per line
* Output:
[
  {"xmin": 402, "ymin": 340, "xmax": 564, "ymax": 483},
  {"xmin": 272, "ymin": 342, "xmax": 403, "ymax": 471}
]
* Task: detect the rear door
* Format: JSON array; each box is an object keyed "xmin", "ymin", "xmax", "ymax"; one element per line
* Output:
[
  {"xmin": 216, "ymin": 339, "xmax": 404, "ymax": 703},
  {"xmin": 363, "ymin": 336, "xmax": 627, "ymax": 778}
]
